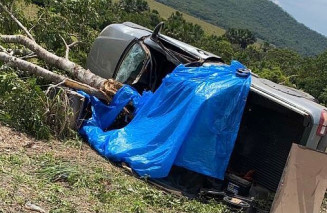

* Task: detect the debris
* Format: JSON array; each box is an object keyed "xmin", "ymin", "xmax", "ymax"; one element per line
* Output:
[
  {"xmin": 25, "ymin": 201, "xmax": 47, "ymax": 213},
  {"xmin": 23, "ymin": 142, "xmax": 36, "ymax": 149},
  {"xmin": 223, "ymin": 196, "xmax": 250, "ymax": 209}
]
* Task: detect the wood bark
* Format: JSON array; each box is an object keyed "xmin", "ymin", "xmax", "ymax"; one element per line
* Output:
[
  {"xmin": 0, "ymin": 52, "xmax": 111, "ymax": 102},
  {"xmin": 0, "ymin": 35, "xmax": 123, "ymax": 94}
]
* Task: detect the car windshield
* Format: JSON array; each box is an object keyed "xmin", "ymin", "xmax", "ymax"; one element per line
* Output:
[{"xmin": 115, "ymin": 43, "xmax": 146, "ymax": 83}]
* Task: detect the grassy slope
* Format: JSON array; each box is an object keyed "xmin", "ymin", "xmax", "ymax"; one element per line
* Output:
[
  {"xmin": 0, "ymin": 125, "xmax": 230, "ymax": 212},
  {"xmin": 111, "ymin": 0, "xmax": 225, "ymax": 36},
  {"xmin": 155, "ymin": 0, "xmax": 327, "ymax": 55},
  {"xmin": 145, "ymin": 0, "xmax": 225, "ymax": 36}
]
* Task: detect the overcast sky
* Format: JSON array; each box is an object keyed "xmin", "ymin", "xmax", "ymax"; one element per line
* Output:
[{"xmin": 272, "ymin": 0, "xmax": 327, "ymax": 36}]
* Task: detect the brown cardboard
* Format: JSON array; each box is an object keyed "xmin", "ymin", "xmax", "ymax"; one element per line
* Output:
[{"xmin": 271, "ymin": 144, "xmax": 327, "ymax": 213}]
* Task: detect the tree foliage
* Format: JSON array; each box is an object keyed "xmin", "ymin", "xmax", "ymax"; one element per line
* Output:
[
  {"xmin": 163, "ymin": 12, "xmax": 204, "ymax": 44},
  {"xmin": 117, "ymin": 0, "xmax": 149, "ymax": 13},
  {"xmin": 225, "ymin": 28, "xmax": 256, "ymax": 49}
]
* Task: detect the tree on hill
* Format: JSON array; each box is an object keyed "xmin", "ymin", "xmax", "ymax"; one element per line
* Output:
[
  {"xmin": 117, "ymin": 0, "xmax": 149, "ymax": 12},
  {"xmin": 224, "ymin": 28, "xmax": 256, "ymax": 49},
  {"xmin": 163, "ymin": 12, "xmax": 204, "ymax": 44}
]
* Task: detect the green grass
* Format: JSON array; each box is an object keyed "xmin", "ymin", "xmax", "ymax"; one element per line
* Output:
[
  {"xmin": 0, "ymin": 125, "xmax": 231, "ymax": 213},
  {"xmin": 17, "ymin": 0, "xmax": 39, "ymax": 20}
]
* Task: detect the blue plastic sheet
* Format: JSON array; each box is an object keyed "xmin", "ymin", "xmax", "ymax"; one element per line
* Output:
[{"xmin": 79, "ymin": 61, "xmax": 251, "ymax": 179}]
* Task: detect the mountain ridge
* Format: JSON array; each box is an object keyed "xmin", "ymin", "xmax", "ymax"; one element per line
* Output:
[{"xmin": 156, "ymin": 0, "xmax": 327, "ymax": 56}]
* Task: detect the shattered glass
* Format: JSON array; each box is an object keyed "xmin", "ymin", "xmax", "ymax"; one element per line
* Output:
[{"xmin": 115, "ymin": 43, "xmax": 146, "ymax": 83}]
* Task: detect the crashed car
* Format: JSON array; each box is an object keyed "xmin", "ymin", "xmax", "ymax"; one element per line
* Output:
[
  {"xmin": 87, "ymin": 22, "xmax": 224, "ymax": 92},
  {"xmin": 87, "ymin": 22, "xmax": 327, "ymax": 208}
]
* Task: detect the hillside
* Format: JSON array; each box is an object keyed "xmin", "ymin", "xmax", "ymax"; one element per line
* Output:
[
  {"xmin": 155, "ymin": 0, "xmax": 327, "ymax": 56},
  {"xmin": 111, "ymin": 0, "xmax": 225, "ymax": 36},
  {"xmin": 145, "ymin": 0, "xmax": 225, "ymax": 36}
]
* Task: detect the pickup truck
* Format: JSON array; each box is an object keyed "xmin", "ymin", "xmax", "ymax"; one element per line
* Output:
[{"xmin": 86, "ymin": 22, "xmax": 327, "ymax": 193}]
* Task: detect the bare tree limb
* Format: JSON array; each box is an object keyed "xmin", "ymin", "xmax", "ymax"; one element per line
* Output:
[
  {"xmin": 68, "ymin": 41, "xmax": 80, "ymax": 48},
  {"xmin": 0, "ymin": 2, "xmax": 35, "ymax": 41},
  {"xmin": 59, "ymin": 35, "xmax": 70, "ymax": 59},
  {"xmin": 19, "ymin": 53, "xmax": 37, "ymax": 60},
  {"xmin": 0, "ymin": 52, "xmax": 111, "ymax": 102},
  {"xmin": 59, "ymin": 35, "xmax": 79, "ymax": 60},
  {"xmin": 0, "ymin": 35, "xmax": 123, "ymax": 93}
]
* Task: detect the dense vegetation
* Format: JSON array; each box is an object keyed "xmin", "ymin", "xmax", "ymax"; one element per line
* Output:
[
  {"xmin": 0, "ymin": 0, "xmax": 327, "ymax": 141},
  {"xmin": 156, "ymin": 0, "xmax": 327, "ymax": 56}
]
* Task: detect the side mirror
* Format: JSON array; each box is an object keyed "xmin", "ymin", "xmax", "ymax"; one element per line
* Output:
[{"xmin": 151, "ymin": 22, "xmax": 164, "ymax": 41}]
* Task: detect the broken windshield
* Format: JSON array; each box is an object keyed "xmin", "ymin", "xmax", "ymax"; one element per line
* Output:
[{"xmin": 115, "ymin": 43, "xmax": 147, "ymax": 83}]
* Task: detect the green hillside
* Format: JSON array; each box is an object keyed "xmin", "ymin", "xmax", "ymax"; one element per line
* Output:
[
  {"xmin": 145, "ymin": 0, "xmax": 225, "ymax": 36},
  {"xmin": 156, "ymin": 0, "xmax": 327, "ymax": 56},
  {"xmin": 112, "ymin": 0, "xmax": 225, "ymax": 36}
]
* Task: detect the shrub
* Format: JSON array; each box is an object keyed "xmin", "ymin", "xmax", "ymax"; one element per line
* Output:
[{"xmin": 0, "ymin": 70, "xmax": 75, "ymax": 140}]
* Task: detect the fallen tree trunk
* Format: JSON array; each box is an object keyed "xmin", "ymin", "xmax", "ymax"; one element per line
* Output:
[
  {"xmin": 0, "ymin": 52, "xmax": 111, "ymax": 102},
  {"xmin": 0, "ymin": 5, "xmax": 133, "ymax": 129},
  {"xmin": 0, "ymin": 35, "xmax": 123, "ymax": 96}
]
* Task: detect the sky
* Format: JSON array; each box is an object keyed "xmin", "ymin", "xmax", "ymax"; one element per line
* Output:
[{"xmin": 272, "ymin": 0, "xmax": 327, "ymax": 36}]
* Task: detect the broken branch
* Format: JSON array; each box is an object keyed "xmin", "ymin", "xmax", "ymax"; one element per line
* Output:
[
  {"xmin": 0, "ymin": 52, "xmax": 111, "ymax": 102},
  {"xmin": 68, "ymin": 41, "xmax": 79, "ymax": 48},
  {"xmin": 0, "ymin": 35, "xmax": 122, "ymax": 93},
  {"xmin": 19, "ymin": 53, "xmax": 37, "ymax": 60},
  {"xmin": 59, "ymin": 35, "xmax": 70, "ymax": 60}
]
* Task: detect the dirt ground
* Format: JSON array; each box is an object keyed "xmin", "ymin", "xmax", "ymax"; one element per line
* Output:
[{"xmin": 0, "ymin": 124, "xmax": 230, "ymax": 213}]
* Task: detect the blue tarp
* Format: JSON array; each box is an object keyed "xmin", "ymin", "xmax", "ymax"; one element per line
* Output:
[{"xmin": 79, "ymin": 61, "xmax": 251, "ymax": 179}]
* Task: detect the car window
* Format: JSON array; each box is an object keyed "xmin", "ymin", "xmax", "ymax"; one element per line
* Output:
[{"xmin": 115, "ymin": 43, "xmax": 147, "ymax": 83}]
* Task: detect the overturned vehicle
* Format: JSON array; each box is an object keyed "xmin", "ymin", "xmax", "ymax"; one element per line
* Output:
[{"xmin": 84, "ymin": 22, "xmax": 327, "ymax": 212}]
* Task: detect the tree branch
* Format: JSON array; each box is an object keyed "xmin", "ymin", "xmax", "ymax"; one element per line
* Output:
[
  {"xmin": 0, "ymin": 35, "xmax": 122, "ymax": 92},
  {"xmin": 59, "ymin": 35, "xmax": 80, "ymax": 60},
  {"xmin": 0, "ymin": 52, "xmax": 111, "ymax": 102},
  {"xmin": 59, "ymin": 35, "xmax": 70, "ymax": 60},
  {"xmin": 19, "ymin": 53, "xmax": 37, "ymax": 60},
  {"xmin": 68, "ymin": 41, "xmax": 80, "ymax": 48},
  {"xmin": 0, "ymin": 2, "xmax": 35, "ymax": 41}
]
